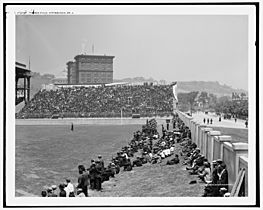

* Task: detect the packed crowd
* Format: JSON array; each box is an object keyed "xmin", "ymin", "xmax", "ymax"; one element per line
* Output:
[
  {"xmin": 17, "ymin": 85, "xmax": 174, "ymax": 118},
  {"xmin": 40, "ymin": 115, "xmax": 230, "ymax": 197}
]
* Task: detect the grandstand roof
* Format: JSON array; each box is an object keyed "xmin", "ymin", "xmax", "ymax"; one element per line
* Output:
[{"xmin": 16, "ymin": 62, "xmax": 31, "ymax": 78}]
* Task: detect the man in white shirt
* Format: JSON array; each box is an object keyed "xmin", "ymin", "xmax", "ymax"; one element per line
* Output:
[
  {"xmin": 65, "ymin": 178, "xmax": 74, "ymax": 197},
  {"xmin": 170, "ymin": 146, "xmax": 175, "ymax": 154},
  {"xmin": 198, "ymin": 162, "xmax": 211, "ymax": 184},
  {"xmin": 164, "ymin": 148, "xmax": 171, "ymax": 157},
  {"xmin": 160, "ymin": 151, "xmax": 165, "ymax": 159}
]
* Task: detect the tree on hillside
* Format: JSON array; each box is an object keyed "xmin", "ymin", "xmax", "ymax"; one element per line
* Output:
[
  {"xmin": 208, "ymin": 93, "xmax": 217, "ymax": 110},
  {"xmin": 177, "ymin": 91, "xmax": 199, "ymax": 113},
  {"xmin": 187, "ymin": 91, "xmax": 199, "ymax": 114},
  {"xmin": 214, "ymin": 95, "xmax": 248, "ymax": 119},
  {"xmin": 198, "ymin": 91, "xmax": 209, "ymax": 108}
]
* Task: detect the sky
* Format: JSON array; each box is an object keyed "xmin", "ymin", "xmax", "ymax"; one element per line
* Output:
[{"xmin": 16, "ymin": 15, "xmax": 248, "ymax": 90}]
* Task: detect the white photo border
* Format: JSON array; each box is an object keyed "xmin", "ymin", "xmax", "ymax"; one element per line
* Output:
[{"xmin": 3, "ymin": 2, "xmax": 259, "ymax": 208}]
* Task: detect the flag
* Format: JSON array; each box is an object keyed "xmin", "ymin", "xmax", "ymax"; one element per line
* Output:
[{"xmin": 172, "ymin": 82, "xmax": 178, "ymax": 102}]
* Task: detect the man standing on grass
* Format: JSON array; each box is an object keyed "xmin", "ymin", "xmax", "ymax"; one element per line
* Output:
[
  {"xmin": 89, "ymin": 160, "xmax": 97, "ymax": 190},
  {"xmin": 95, "ymin": 161, "xmax": 103, "ymax": 191},
  {"xmin": 77, "ymin": 165, "xmax": 89, "ymax": 197},
  {"xmin": 97, "ymin": 155, "xmax": 104, "ymax": 169}
]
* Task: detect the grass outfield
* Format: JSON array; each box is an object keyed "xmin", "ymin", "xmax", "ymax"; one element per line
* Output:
[
  {"xmin": 211, "ymin": 127, "xmax": 248, "ymax": 143},
  {"xmin": 15, "ymin": 124, "xmax": 205, "ymax": 197},
  {"xmin": 16, "ymin": 124, "xmax": 142, "ymax": 196}
]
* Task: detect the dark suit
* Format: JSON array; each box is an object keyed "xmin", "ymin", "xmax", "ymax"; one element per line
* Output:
[
  {"xmin": 89, "ymin": 165, "xmax": 97, "ymax": 190},
  {"xmin": 77, "ymin": 171, "xmax": 89, "ymax": 196},
  {"xmin": 218, "ymin": 169, "xmax": 228, "ymax": 191}
]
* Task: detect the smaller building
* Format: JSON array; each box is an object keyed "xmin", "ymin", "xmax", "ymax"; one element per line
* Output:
[
  {"xmin": 232, "ymin": 92, "xmax": 248, "ymax": 101},
  {"xmin": 52, "ymin": 78, "xmax": 68, "ymax": 85},
  {"xmin": 41, "ymin": 84, "xmax": 59, "ymax": 91}
]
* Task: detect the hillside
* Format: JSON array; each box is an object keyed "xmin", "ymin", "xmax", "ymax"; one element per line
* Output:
[
  {"xmin": 115, "ymin": 77, "xmax": 247, "ymax": 97},
  {"xmin": 177, "ymin": 81, "xmax": 246, "ymax": 96},
  {"xmin": 20, "ymin": 73, "xmax": 246, "ymax": 98}
]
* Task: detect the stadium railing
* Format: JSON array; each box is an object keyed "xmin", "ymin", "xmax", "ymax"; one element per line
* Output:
[{"xmin": 16, "ymin": 111, "xmax": 173, "ymax": 119}]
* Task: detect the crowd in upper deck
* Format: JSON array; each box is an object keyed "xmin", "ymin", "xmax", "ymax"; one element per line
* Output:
[{"xmin": 17, "ymin": 85, "xmax": 174, "ymax": 118}]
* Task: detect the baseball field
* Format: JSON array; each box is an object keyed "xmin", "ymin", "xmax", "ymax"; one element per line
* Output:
[
  {"xmin": 15, "ymin": 118, "xmax": 248, "ymax": 197},
  {"xmin": 15, "ymin": 120, "xmax": 207, "ymax": 197}
]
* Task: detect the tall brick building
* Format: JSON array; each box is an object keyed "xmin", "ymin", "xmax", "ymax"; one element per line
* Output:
[{"xmin": 67, "ymin": 54, "xmax": 114, "ymax": 84}]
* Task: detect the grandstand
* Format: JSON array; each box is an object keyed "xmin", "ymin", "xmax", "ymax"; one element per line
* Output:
[{"xmin": 16, "ymin": 84, "xmax": 174, "ymax": 119}]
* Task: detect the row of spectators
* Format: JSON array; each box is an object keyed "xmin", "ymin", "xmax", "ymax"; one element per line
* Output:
[
  {"xmin": 17, "ymin": 85, "xmax": 174, "ymax": 119},
  {"xmin": 178, "ymin": 118, "xmax": 230, "ymax": 196}
]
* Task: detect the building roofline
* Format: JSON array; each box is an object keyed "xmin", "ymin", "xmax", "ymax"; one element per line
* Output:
[
  {"xmin": 74, "ymin": 54, "xmax": 115, "ymax": 60},
  {"xmin": 66, "ymin": 61, "xmax": 74, "ymax": 65}
]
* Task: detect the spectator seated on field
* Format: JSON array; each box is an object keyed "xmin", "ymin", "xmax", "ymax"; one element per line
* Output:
[
  {"xmin": 166, "ymin": 154, "xmax": 180, "ymax": 165},
  {"xmin": 198, "ymin": 162, "xmax": 211, "ymax": 184},
  {"xmin": 203, "ymin": 160, "xmax": 229, "ymax": 197},
  {"xmin": 183, "ymin": 148, "xmax": 201, "ymax": 166},
  {"xmin": 151, "ymin": 153, "xmax": 161, "ymax": 164},
  {"xmin": 132, "ymin": 157, "xmax": 143, "ymax": 167},
  {"xmin": 123, "ymin": 159, "xmax": 133, "ymax": 171}
]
